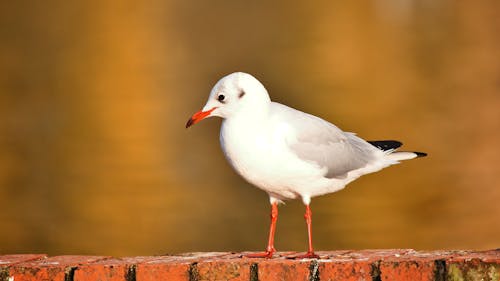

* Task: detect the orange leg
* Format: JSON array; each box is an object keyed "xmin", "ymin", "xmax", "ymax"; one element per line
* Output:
[
  {"xmin": 246, "ymin": 202, "xmax": 278, "ymax": 258},
  {"xmin": 291, "ymin": 204, "xmax": 320, "ymax": 259}
]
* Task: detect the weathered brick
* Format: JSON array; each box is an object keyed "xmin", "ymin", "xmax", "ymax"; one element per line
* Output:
[
  {"xmin": 450, "ymin": 249, "xmax": 500, "ymax": 263},
  {"xmin": 2, "ymin": 250, "xmax": 500, "ymax": 281},
  {"xmin": 196, "ymin": 254, "xmax": 253, "ymax": 281},
  {"xmin": 319, "ymin": 259, "xmax": 373, "ymax": 281},
  {"xmin": 137, "ymin": 260, "xmax": 190, "ymax": 281},
  {"xmin": 346, "ymin": 249, "xmax": 417, "ymax": 259},
  {"xmin": 6, "ymin": 255, "xmax": 108, "ymax": 281},
  {"xmin": 74, "ymin": 263, "xmax": 127, "ymax": 281},
  {"xmin": 447, "ymin": 250, "xmax": 500, "ymax": 281},
  {"xmin": 380, "ymin": 250, "xmax": 456, "ymax": 281},
  {"xmin": 74, "ymin": 257, "xmax": 162, "ymax": 281},
  {"xmin": 318, "ymin": 250, "xmax": 395, "ymax": 281},
  {"xmin": 0, "ymin": 255, "xmax": 47, "ymax": 281},
  {"xmin": 0, "ymin": 255, "xmax": 47, "ymax": 266},
  {"xmin": 257, "ymin": 256, "xmax": 311, "ymax": 281},
  {"xmin": 380, "ymin": 259, "xmax": 436, "ymax": 281},
  {"xmin": 319, "ymin": 249, "xmax": 437, "ymax": 281},
  {"xmin": 136, "ymin": 252, "xmax": 231, "ymax": 281}
]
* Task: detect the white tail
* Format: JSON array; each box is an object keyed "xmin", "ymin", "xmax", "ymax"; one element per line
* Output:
[{"xmin": 387, "ymin": 151, "xmax": 427, "ymax": 161}]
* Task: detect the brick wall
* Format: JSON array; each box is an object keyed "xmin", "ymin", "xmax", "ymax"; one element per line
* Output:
[{"xmin": 1, "ymin": 250, "xmax": 499, "ymax": 281}]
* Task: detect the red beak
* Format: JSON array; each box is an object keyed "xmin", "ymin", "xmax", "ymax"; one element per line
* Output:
[{"xmin": 186, "ymin": 107, "xmax": 217, "ymax": 128}]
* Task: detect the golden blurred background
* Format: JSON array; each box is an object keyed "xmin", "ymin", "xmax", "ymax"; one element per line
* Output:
[{"xmin": 0, "ymin": 1, "xmax": 499, "ymax": 256}]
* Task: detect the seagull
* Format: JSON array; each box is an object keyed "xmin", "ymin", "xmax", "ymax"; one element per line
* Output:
[{"xmin": 186, "ymin": 72, "xmax": 426, "ymax": 259}]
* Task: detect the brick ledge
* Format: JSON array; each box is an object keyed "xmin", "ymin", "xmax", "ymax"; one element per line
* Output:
[{"xmin": 1, "ymin": 249, "xmax": 499, "ymax": 281}]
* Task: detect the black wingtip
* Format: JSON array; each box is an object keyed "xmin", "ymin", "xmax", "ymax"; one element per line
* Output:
[
  {"xmin": 368, "ymin": 140, "xmax": 403, "ymax": 151},
  {"xmin": 414, "ymin": 152, "xmax": 428, "ymax": 158}
]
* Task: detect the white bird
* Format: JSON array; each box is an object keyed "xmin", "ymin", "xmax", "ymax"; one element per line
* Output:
[{"xmin": 186, "ymin": 72, "xmax": 426, "ymax": 258}]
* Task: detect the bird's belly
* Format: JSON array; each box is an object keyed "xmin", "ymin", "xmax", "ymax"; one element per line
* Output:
[
  {"xmin": 220, "ymin": 126, "xmax": 328, "ymax": 200},
  {"xmin": 227, "ymin": 148, "xmax": 301, "ymax": 199}
]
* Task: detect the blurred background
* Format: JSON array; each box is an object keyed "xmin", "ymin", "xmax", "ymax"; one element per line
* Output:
[{"xmin": 0, "ymin": 1, "xmax": 499, "ymax": 256}]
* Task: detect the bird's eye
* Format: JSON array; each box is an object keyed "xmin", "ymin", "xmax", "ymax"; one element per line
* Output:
[
  {"xmin": 238, "ymin": 90, "xmax": 245, "ymax": 98},
  {"xmin": 218, "ymin": 94, "xmax": 225, "ymax": 102}
]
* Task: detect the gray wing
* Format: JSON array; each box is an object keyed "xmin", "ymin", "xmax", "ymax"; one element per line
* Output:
[{"xmin": 270, "ymin": 103, "xmax": 379, "ymax": 179}]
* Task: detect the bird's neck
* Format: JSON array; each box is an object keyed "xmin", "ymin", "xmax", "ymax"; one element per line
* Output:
[
  {"xmin": 232, "ymin": 102, "xmax": 270, "ymax": 126},
  {"xmin": 221, "ymin": 105, "xmax": 269, "ymax": 140}
]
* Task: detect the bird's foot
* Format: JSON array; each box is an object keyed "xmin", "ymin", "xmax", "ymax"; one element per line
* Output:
[
  {"xmin": 245, "ymin": 248, "xmax": 275, "ymax": 258},
  {"xmin": 287, "ymin": 251, "xmax": 320, "ymax": 259}
]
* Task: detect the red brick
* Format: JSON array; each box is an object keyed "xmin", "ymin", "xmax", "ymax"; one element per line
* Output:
[
  {"xmin": 448, "ymin": 249, "xmax": 500, "ymax": 263},
  {"xmin": 196, "ymin": 253, "xmax": 253, "ymax": 281},
  {"xmin": 317, "ymin": 249, "xmax": 395, "ymax": 281},
  {"xmin": 257, "ymin": 257, "xmax": 311, "ymax": 281},
  {"xmin": 0, "ymin": 255, "xmax": 47, "ymax": 266},
  {"xmin": 137, "ymin": 260, "xmax": 190, "ymax": 281},
  {"xmin": 2, "ymin": 250, "xmax": 500, "ymax": 281},
  {"xmin": 319, "ymin": 260, "xmax": 373, "ymax": 281},
  {"xmin": 136, "ymin": 253, "xmax": 231, "ymax": 281},
  {"xmin": 378, "ymin": 250, "xmax": 454, "ymax": 281},
  {"xmin": 479, "ymin": 249, "xmax": 500, "ymax": 263},
  {"xmin": 74, "ymin": 257, "xmax": 162, "ymax": 281},
  {"xmin": 447, "ymin": 251, "xmax": 500, "ymax": 281},
  {"xmin": 379, "ymin": 259, "xmax": 436, "ymax": 281},
  {"xmin": 0, "ymin": 255, "xmax": 47, "ymax": 281},
  {"xmin": 344, "ymin": 249, "xmax": 417, "ymax": 259},
  {"xmin": 74, "ymin": 264, "xmax": 127, "ymax": 281},
  {"xmin": 318, "ymin": 250, "xmax": 449, "ymax": 281},
  {"xmin": 313, "ymin": 250, "xmax": 351, "ymax": 259},
  {"xmin": 6, "ymin": 255, "xmax": 108, "ymax": 281}
]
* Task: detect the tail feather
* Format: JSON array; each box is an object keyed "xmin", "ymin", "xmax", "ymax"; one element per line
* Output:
[
  {"xmin": 387, "ymin": 151, "xmax": 427, "ymax": 161},
  {"xmin": 369, "ymin": 140, "xmax": 427, "ymax": 161}
]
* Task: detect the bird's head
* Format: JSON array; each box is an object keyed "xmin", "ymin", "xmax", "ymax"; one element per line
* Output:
[{"xmin": 186, "ymin": 72, "xmax": 271, "ymax": 128}]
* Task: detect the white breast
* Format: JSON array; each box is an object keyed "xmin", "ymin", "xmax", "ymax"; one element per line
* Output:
[{"xmin": 219, "ymin": 117, "xmax": 334, "ymax": 200}]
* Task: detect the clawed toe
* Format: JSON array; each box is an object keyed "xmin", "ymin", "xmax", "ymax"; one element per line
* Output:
[
  {"xmin": 287, "ymin": 252, "xmax": 320, "ymax": 259},
  {"xmin": 245, "ymin": 251, "xmax": 275, "ymax": 258}
]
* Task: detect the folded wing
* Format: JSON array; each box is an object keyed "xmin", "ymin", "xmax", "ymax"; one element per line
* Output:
[{"xmin": 270, "ymin": 103, "xmax": 380, "ymax": 179}]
